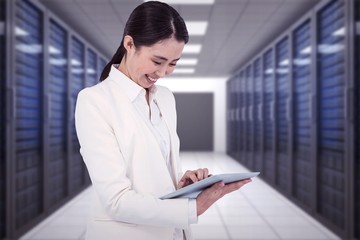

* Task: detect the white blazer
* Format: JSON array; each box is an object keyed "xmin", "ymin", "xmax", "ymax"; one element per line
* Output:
[{"xmin": 75, "ymin": 73, "xmax": 193, "ymax": 240}]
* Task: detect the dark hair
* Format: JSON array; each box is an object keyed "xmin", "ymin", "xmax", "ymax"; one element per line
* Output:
[{"xmin": 99, "ymin": 1, "xmax": 189, "ymax": 81}]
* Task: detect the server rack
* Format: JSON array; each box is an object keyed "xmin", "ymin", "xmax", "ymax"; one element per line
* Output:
[
  {"xmin": 292, "ymin": 20, "xmax": 313, "ymax": 207},
  {"xmin": 69, "ymin": 37, "xmax": 86, "ymax": 194},
  {"xmin": 275, "ymin": 37, "xmax": 290, "ymax": 192},
  {"xmin": 253, "ymin": 58, "xmax": 263, "ymax": 172},
  {"xmin": 86, "ymin": 49, "xmax": 97, "ymax": 87},
  {"xmin": 236, "ymin": 71, "xmax": 246, "ymax": 163},
  {"xmin": 0, "ymin": 1, "xmax": 5, "ymax": 238},
  {"xmin": 98, "ymin": 57, "xmax": 107, "ymax": 81},
  {"xmin": 263, "ymin": 49, "xmax": 275, "ymax": 183},
  {"xmin": 226, "ymin": 77, "xmax": 236, "ymax": 157},
  {"xmin": 14, "ymin": 0, "xmax": 44, "ymax": 231},
  {"xmin": 48, "ymin": 20, "xmax": 68, "ymax": 207},
  {"xmin": 232, "ymin": 77, "xmax": 239, "ymax": 159},
  {"xmin": 226, "ymin": 0, "xmax": 358, "ymax": 238},
  {"xmin": 2, "ymin": 0, "xmax": 108, "ymax": 238},
  {"xmin": 354, "ymin": 0, "xmax": 359, "ymax": 237},
  {"xmin": 245, "ymin": 65, "xmax": 253, "ymax": 169},
  {"xmin": 226, "ymin": 79, "xmax": 231, "ymax": 155},
  {"xmin": 316, "ymin": 0, "xmax": 346, "ymax": 231}
]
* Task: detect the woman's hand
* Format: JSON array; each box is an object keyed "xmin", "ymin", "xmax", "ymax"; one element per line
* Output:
[
  {"xmin": 196, "ymin": 179, "xmax": 252, "ymax": 216},
  {"xmin": 177, "ymin": 168, "xmax": 209, "ymax": 189}
]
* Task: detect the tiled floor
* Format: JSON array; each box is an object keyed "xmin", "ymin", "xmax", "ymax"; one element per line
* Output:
[{"xmin": 20, "ymin": 152, "xmax": 340, "ymax": 240}]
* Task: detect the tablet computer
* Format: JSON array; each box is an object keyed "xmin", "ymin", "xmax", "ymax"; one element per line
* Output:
[{"xmin": 160, "ymin": 172, "xmax": 260, "ymax": 199}]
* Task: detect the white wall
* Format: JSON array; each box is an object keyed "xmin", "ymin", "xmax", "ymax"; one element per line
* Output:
[{"xmin": 157, "ymin": 77, "xmax": 227, "ymax": 153}]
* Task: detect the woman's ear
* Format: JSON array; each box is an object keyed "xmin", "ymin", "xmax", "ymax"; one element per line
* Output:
[{"xmin": 123, "ymin": 35, "xmax": 135, "ymax": 52}]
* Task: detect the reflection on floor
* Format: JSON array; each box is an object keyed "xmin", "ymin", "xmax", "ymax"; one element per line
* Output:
[{"xmin": 20, "ymin": 152, "xmax": 340, "ymax": 240}]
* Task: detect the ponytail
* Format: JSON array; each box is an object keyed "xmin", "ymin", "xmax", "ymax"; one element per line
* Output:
[{"xmin": 99, "ymin": 41, "xmax": 125, "ymax": 81}]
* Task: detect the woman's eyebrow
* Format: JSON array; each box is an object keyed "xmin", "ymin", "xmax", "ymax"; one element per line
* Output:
[{"xmin": 154, "ymin": 55, "xmax": 180, "ymax": 62}]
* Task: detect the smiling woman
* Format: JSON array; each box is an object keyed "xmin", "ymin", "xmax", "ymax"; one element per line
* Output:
[{"xmin": 75, "ymin": 1, "xmax": 252, "ymax": 240}]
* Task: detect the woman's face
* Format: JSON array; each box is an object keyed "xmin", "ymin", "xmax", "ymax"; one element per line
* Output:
[{"xmin": 121, "ymin": 36, "xmax": 185, "ymax": 89}]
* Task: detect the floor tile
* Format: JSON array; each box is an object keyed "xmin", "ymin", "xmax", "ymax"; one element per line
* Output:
[
  {"xmin": 273, "ymin": 226, "xmax": 331, "ymax": 240},
  {"xmin": 227, "ymin": 225, "xmax": 280, "ymax": 239},
  {"xmin": 191, "ymin": 226, "xmax": 229, "ymax": 239}
]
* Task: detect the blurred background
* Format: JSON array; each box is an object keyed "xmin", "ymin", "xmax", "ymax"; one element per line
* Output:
[{"xmin": 0, "ymin": 0, "xmax": 359, "ymax": 239}]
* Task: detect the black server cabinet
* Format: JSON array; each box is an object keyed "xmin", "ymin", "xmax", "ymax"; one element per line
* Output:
[
  {"xmin": 245, "ymin": 65, "xmax": 254, "ymax": 169},
  {"xmin": 98, "ymin": 57, "xmax": 107, "ymax": 81},
  {"xmin": 14, "ymin": 0, "xmax": 44, "ymax": 230},
  {"xmin": 227, "ymin": 78, "xmax": 236, "ymax": 158},
  {"xmin": 0, "ymin": 1, "xmax": 5, "ymax": 238},
  {"xmin": 237, "ymin": 71, "xmax": 245, "ymax": 163},
  {"xmin": 230, "ymin": 77, "xmax": 239, "ymax": 159},
  {"xmin": 355, "ymin": 0, "xmax": 360, "ymax": 237},
  {"xmin": 48, "ymin": 20, "xmax": 68, "ymax": 207},
  {"xmin": 275, "ymin": 37, "xmax": 290, "ymax": 192},
  {"xmin": 292, "ymin": 21, "xmax": 313, "ymax": 207},
  {"xmin": 233, "ymin": 77, "xmax": 239, "ymax": 159},
  {"xmin": 87, "ymin": 49, "xmax": 97, "ymax": 87},
  {"xmin": 226, "ymin": 80, "xmax": 231, "ymax": 155},
  {"xmin": 69, "ymin": 37, "xmax": 86, "ymax": 194},
  {"xmin": 317, "ymin": 0, "xmax": 346, "ymax": 230},
  {"xmin": 253, "ymin": 58, "xmax": 263, "ymax": 172},
  {"xmin": 263, "ymin": 49, "xmax": 275, "ymax": 183}
]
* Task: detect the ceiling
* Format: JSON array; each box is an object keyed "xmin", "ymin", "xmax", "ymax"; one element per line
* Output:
[{"xmin": 39, "ymin": 0, "xmax": 320, "ymax": 79}]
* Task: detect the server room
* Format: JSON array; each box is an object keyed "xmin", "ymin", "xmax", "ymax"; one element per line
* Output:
[{"xmin": 0, "ymin": 0, "xmax": 359, "ymax": 239}]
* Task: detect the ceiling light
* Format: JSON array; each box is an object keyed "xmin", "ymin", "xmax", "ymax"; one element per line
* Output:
[
  {"xmin": 186, "ymin": 21, "xmax": 208, "ymax": 36},
  {"xmin": 177, "ymin": 58, "xmax": 198, "ymax": 66},
  {"xmin": 183, "ymin": 44, "xmax": 202, "ymax": 54},
  {"xmin": 173, "ymin": 68, "xmax": 195, "ymax": 74},
  {"xmin": 144, "ymin": 0, "xmax": 214, "ymax": 5}
]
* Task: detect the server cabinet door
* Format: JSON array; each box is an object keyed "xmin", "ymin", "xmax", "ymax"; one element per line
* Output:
[
  {"xmin": 275, "ymin": 37, "xmax": 291, "ymax": 192},
  {"xmin": 263, "ymin": 49, "xmax": 275, "ymax": 183},
  {"xmin": 245, "ymin": 65, "xmax": 254, "ymax": 169},
  {"xmin": 0, "ymin": 0, "xmax": 5, "ymax": 238},
  {"xmin": 14, "ymin": 0, "xmax": 44, "ymax": 230},
  {"xmin": 226, "ymin": 80, "xmax": 231, "ymax": 155},
  {"xmin": 233, "ymin": 78, "xmax": 239, "ymax": 159},
  {"xmin": 253, "ymin": 58, "xmax": 263, "ymax": 172},
  {"xmin": 69, "ymin": 37, "xmax": 86, "ymax": 193},
  {"xmin": 86, "ymin": 49, "xmax": 97, "ymax": 87},
  {"xmin": 292, "ymin": 20, "xmax": 312, "ymax": 207},
  {"xmin": 98, "ymin": 57, "xmax": 106, "ymax": 81},
  {"xmin": 231, "ymin": 78, "xmax": 237, "ymax": 158},
  {"xmin": 237, "ymin": 71, "xmax": 245, "ymax": 163},
  {"xmin": 317, "ymin": 0, "xmax": 346, "ymax": 230},
  {"xmin": 355, "ymin": 0, "xmax": 360, "ymax": 237},
  {"xmin": 48, "ymin": 20, "xmax": 68, "ymax": 206}
]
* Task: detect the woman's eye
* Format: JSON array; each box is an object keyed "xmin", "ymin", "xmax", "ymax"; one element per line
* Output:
[
  {"xmin": 153, "ymin": 61, "xmax": 161, "ymax": 65},
  {"xmin": 170, "ymin": 63, "xmax": 177, "ymax": 67}
]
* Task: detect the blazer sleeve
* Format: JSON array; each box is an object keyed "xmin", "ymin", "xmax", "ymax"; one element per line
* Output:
[{"xmin": 75, "ymin": 88, "xmax": 191, "ymax": 229}]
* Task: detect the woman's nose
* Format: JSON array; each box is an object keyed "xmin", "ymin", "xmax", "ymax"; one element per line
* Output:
[{"xmin": 156, "ymin": 66, "xmax": 168, "ymax": 77}]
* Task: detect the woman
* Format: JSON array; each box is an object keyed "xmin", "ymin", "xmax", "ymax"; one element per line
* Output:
[{"xmin": 75, "ymin": 1, "xmax": 252, "ymax": 240}]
